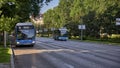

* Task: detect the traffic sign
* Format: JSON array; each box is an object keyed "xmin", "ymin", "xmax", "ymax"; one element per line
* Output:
[
  {"xmin": 116, "ymin": 18, "xmax": 120, "ymax": 25},
  {"xmin": 78, "ymin": 25, "xmax": 86, "ymax": 29}
]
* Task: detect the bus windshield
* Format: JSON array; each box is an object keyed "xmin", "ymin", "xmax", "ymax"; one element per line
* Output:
[
  {"xmin": 53, "ymin": 29, "xmax": 68, "ymax": 41},
  {"xmin": 17, "ymin": 26, "xmax": 35, "ymax": 40}
]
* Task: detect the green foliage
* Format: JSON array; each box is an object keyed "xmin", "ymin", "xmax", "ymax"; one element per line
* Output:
[
  {"xmin": 0, "ymin": 0, "xmax": 52, "ymax": 31},
  {"xmin": 44, "ymin": 0, "xmax": 74, "ymax": 28},
  {"xmin": 110, "ymin": 34, "xmax": 120, "ymax": 38},
  {"xmin": 0, "ymin": 46, "xmax": 10, "ymax": 63},
  {"xmin": 15, "ymin": 0, "xmax": 52, "ymax": 22},
  {"xmin": 0, "ymin": 16, "xmax": 12, "ymax": 31},
  {"xmin": 44, "ymin": 0, "xmax": 120, "ymax": 41}
]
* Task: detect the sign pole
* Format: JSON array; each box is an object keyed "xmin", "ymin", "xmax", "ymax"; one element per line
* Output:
[
  {"xmin": 81, "ymin": 29, "xmax": 83, "ymax": 40},
  {"xmin": 4, "ymin": 31, "xmax": 7, "ymax": 48},
  {"xmin": 78, "ymin": 25, "xmax": 86, "ymax": 40}
]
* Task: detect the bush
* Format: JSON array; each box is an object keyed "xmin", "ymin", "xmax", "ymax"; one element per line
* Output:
[
  {"xmin": 100, "ymin": 33, "xmax": 109, "ymax": 40},
  {"xmin": 110, "ymin": 34, "xmax": 120, "ymax": 38}
]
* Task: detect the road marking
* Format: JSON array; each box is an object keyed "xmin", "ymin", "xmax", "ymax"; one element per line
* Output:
[
  {"xmin": 64, "ymin": 63, "xmax": 74, "ymax": 68},
  {"xmin": 32, "ymin": 66, "xmax": 37, "ymax": 68}
]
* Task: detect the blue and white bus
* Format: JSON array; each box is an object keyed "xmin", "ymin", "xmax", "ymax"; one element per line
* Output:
[
  {"xmin": 53, "ymin": 28, "xmax": 68, "ymax": 41},
  {"xmin": 15, "ymin": 22, "xmax": 36, "ymax": 46}
]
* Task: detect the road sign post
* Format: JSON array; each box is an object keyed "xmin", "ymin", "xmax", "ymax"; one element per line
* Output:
[
  {"xmin": 4, "ymin": 31, "xmax": 6, "ymax": 48},
  {"xmin": 81, "ymin": 29, "xmax": 83, "ymax": 40},
  {"xmin": 78, "ymin": 25, "xmax": 86, "ymax": 40}
]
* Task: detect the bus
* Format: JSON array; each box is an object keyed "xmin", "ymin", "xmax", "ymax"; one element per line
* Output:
[
  {"xmin": 15, "ymin": 22, "xmax": 36, "ymax": 46},
  {"xmin": 53, "ymin": 28, "xmax": 68, "ymax": 41}
]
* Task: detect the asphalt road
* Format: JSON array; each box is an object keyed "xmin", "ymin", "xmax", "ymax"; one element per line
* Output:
[{"xmin": 14, "ymin": 37, "xmax": 120, "ymax": 68}]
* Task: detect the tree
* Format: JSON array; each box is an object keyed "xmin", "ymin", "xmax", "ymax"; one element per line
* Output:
[
  {"xmin": 44, "ymin": 0, "xmax": 74, "ymax": 28},
  {"xmin": 70, "ymin": 0, "xmax": 120, "ymax": 38},
  {"xmin": 44, "ymin": 0, "xmax": 120, "ymax": 39},
  {"xmin": 0, "ymin": 0, "xmax": 52, "ymax": 45},
  {"xmin": 0, "ymin": 0, "xmax": 52, "ymax": 31}
]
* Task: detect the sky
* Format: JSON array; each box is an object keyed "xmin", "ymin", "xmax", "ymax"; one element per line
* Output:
[{"xmin": 40, "ymin": 0, "xmax": 59, "ymax": 14}]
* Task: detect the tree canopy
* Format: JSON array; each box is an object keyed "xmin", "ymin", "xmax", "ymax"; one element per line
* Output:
[
  {"xmin": 43, "ymin": 0, "xmax": 120, "ymax": 38},
  {"xmin": 0, "ymin": 0, "xmax": 52, "ymax": 32}
]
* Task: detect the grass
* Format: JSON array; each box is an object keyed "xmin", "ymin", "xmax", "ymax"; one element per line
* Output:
[
  {"xmin": 0, "ymin": 46, "xmax": 11, "ymax": 63},
  {"xmin": 84, "ymin": 40, "xmax": 120, "ymax": 45},
  {"xmin": 69, "ymin": 38, "xmax": 120, "ymax": 46}
]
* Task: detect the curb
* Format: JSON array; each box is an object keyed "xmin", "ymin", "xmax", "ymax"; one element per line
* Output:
[{"xmin": 10, "ymin": 47, "xmax": 15, "ymax": 68}]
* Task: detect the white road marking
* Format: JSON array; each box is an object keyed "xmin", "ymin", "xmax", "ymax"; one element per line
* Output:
[
  {"xmin": 32, "ymin": 66, "xmax": 37, "ymax": 68},
  {"xmin": 64, "ymin": 63, "xmax": 74, "ymax": 68}
]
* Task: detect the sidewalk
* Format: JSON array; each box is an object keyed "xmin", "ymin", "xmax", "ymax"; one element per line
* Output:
[{"xmin": 0, "ymin": 63, "xmax": 10, "ymax": 68}]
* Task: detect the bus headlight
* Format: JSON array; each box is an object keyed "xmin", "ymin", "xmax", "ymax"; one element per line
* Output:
[
  {"xmin": 17, "ymin": 42, "xmax": 20, "ymax": 44},
  {"xmin": 32, "ymin": 41, "xmax": 35, "ymax": 43}
]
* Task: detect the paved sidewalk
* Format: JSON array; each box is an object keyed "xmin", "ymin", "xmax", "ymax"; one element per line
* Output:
[{"xmin": 0, "ymin": 63, "xmax": 10, "ymax": 68}]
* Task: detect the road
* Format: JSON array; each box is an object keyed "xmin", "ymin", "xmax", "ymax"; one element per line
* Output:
[{"xmin": 14, "ymin": 37, "xmax": 120, "ymax": 68}]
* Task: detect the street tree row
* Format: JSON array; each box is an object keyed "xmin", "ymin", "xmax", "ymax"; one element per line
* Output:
[
  {"xmin": 43, "ymin": 0, "xmax": 120, "ymax": 39},
  {"xmin": 0, "ymin": 0, "xmax": 51, "ymax": 44},
  {"xmin": 0, "ymin": 0, "xmax": 52, "ymax": 32}
]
